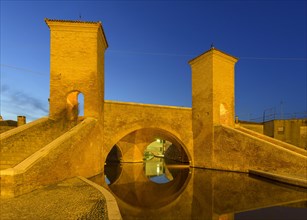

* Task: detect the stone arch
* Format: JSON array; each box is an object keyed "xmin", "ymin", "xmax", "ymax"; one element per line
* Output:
[
  {"xmin": 104, "ymin": 126, "xmax": 192, "ymax": 165},
  {"xmin": 66, "ymin": 90, "xmax": 84, "ymax": 120},
  {"xmin": 104, "ymin": 145, "xmax": 123, "ymax": 185},
  {"xmin": 105, "ymin": 145, "xmax": 123, "ymax": 163}
]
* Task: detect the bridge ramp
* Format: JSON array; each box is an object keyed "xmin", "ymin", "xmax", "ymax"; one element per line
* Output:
[
  {"xmin": 236, "ymin": 126, "xmax": 306, "ymax": 156},
  {"xmin": 0, "ymin": 117, "xmax": 102, "ymax": 198},
  {"xmin": 213, "ymin": 125, "xmax": 307, "ymax": 185},
  {"xmin": 0, "ymin": 117, "xmax": 77, "ymax": 170}
]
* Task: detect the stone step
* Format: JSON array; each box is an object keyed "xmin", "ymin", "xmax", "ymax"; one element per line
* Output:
[
  {"xmin": 0, "ymin": 153, "xmax": 30, "ymax": 161},
  {"xmin": 0, "ymin": 160, "xmax": 15, "ymax": 165},
  {"xmin": 0, "ymin": 154, "xmax": 30, "ymax": 166},
  {"xmin": 0, "ymin": 164, "xmax": 12, "ymax": 170},
  {"xmin": 1, "ymin": 151, "xmax": 30, "ymax": 156},
  {"xmin": 1, "ymin": 146, "xmax": 45, "ymax": 154},
  {"xmin": 236, "ymin": 126, "xmax": 307, "ymax": 156}
]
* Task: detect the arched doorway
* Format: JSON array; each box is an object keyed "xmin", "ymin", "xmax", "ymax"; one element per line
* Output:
[{"xmin": 66, "ymin": 91, "xmax": 84, "ymax": 120}]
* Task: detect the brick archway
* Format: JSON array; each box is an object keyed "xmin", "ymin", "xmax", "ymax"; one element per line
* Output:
[{"xmin": 104, "ymin": 127, "xmax": 192, "ymax": 164}]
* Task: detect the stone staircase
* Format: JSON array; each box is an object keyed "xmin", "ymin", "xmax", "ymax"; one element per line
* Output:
[
  {"xmin": 223, "ymin": 125, "xmax": 307, "ymax": 188},
  {"xmin": 236, "ymin": 126, "xmax": 307, "ymax": 156},
  {"xmin": 0, "ymin": 117, "xmax": 100, "ymax": 198},
  {"xmin": 0, "ymin": 154, "xmax": 31, "ymax": 169},
  {"xmin": 0, "ymin": 117, "xmax": 78, "ymax": 170}
]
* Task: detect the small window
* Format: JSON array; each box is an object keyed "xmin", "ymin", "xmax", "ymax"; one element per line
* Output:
[{"xmin": 277, "ymin": 126, "xmax": 284, "ymax": 134}]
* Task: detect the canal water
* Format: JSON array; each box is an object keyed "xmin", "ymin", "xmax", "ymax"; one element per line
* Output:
[{"xmin": 90, "ymin": 158, "xmax": 307, "ymax": 220}]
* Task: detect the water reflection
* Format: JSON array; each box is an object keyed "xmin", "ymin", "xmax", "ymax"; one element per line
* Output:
[
  {"xmin": 145, "ymin": 158, "xmax": 177, "ymax": 183},
  {"xmin": 91, "ymin": 159, "xmax": 307, "ymax": 220},
  {"xmin": 103, "ymin": 158, "xmax": 190, "ymax": 210}
]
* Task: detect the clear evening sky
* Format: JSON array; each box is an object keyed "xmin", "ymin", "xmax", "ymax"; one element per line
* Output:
[{"xmin": 1, "ymin": 1, "xmax": 306, "ymax": 122}]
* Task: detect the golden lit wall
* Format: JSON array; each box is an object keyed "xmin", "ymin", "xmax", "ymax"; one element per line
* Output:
[
  {"xmin": 189, "ymin": 49, "xmax": 238, "ymax": 168},
  {"xmin": 46, "ymin": 19, "xmax": 107, "ymax": 120}
]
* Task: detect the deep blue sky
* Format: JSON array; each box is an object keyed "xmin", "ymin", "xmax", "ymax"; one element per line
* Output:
[{"xmin": 1, "ymin": 1, "xmax": 306, "ymax": 121}]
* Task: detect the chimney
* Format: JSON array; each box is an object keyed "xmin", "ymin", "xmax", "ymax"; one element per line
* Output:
[{"xmin": 17, "ymin": 116, "xmax": 26, "ymax": 126}]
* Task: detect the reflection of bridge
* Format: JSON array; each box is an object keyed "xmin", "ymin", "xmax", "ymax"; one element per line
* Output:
[
  {"xmin": 1, "ymin": 19, "xmax": 306, "ymax": 197},
  {"xmin": 106, "ymin": 163, "xmax": 191, "ymax": 209},
  {"xmin": 94, "ymin": 162, "xmax": 307, "ymax": 219}
]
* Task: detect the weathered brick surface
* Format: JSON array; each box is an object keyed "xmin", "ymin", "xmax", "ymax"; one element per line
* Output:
[
  {"xmin": 190, "ymin": 49, "xmax": 238, "ymax": 168},
  {"xmin": 46, "ymin": 19, "xmax": 107, "ymax": 120},
  {"xmin": 103, "ymin": 101, "xmax": 193, "ymax": 163},
  {"xmin": 0, "ymin": 118, "xmax": 103, "ymax": 197},
  {"xmin": 214, "ymin": 125, "xmax": 307, "ymax": 178},
  {"xmin": 0, "ymin": 117, "xmax": 76, "ymax": 169}
]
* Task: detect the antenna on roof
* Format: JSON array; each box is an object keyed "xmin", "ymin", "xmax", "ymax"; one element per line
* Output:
[
  {"xmin": 211, "ymin": 43, "xmax": 215, "ymax": 49},
  {"xmin": 79, "ymin": 12, "xmax": 82, "ymax": 20}
]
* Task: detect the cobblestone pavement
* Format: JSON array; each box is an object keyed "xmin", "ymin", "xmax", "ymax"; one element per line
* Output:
[{"xmin": 0, "ymin": 177, "xmax": 107, "ymax": 220}]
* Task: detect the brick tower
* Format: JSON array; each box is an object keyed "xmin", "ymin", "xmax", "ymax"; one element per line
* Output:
[
  {"xmin": 45, "ymin": 19, "xmax": 108, "ymax": 120},
  {"xmin": 189, "ymin": 48, "xmax": 238, "ymax": 168}
]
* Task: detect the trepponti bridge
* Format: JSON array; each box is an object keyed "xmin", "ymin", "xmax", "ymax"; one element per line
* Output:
[{"xmin": 1, "ymin": 19, "xmax": 306, "ymax": 197}]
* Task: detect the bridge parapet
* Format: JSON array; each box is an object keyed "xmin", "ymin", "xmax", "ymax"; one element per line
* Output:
[{"xmin": 103, "ymin": 100, "xmax": 193, "ymax": 164}]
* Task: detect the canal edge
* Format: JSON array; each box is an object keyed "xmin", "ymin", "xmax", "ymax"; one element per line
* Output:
[{"xmin": 78, "ymin": 176, "xmax": 123, "ymax": 220}]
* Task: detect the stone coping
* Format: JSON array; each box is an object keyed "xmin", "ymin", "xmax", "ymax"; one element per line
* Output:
[
  {"xmin": 222, "ymin": 125, "xmax": 306, "ymax": 159},
  {"xmin": 78, "ymin": 176, "xmax": 123, "ymax": 220},
  {"xmin": 249, "ymin": 170, "xmax": 307, "ymax": 188},
  {"xmin": 0, "ymin": 176, "xmax": 122, "ymax": 219},
  {"xmin": 0, "ymin": 118, "xmax": 96, "ymax": 176},
  {"xmin": 0, "ymin": 117, "xmax": 48, "ymax": 140},
  {"xmin": 105, "ymin": 100, "xmax": 191, "ymax": 110},
  {"xmin": 237, "ymin": 126, "xmax": 307, "ymax": 156}
]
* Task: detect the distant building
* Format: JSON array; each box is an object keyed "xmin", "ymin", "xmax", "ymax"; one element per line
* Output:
[
  {"xmin": 264, "ymin": 119, "xmax": 307, "ymax": 150},
  {"xmin": 0, "ymin": 120, "xmax": 17, "ymax": 133},
  {"xmin": 240, "ymin": 119, "xmax": 307, "ymax": 150},
  {"xmin": 0, "ymin": 116, "xmax": 26, "ymax": 134}
]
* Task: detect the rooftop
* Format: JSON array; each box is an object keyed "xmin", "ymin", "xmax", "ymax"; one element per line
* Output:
[{"xmin": 44, "ymin": 18, "xmax": 101, "ymax": 24}]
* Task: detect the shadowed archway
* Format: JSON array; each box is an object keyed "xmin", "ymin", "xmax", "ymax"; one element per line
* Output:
[
  {"xmin": 105, "ymin": 127, "xmax": 191, "ymax": 164},
  {"xmin": 66, "ymin": 91, "xmax": 84, "ymax": 120}
]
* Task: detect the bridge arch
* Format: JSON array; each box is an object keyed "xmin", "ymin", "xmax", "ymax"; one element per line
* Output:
[{"xmin": 104, "ymin": 125, "xmax": 192, "ymax": 165}]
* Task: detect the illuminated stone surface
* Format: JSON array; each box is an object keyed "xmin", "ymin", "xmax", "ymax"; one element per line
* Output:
[{"xmin": 0, "ymin": 19, "xmax": 306, "ymax": 198}]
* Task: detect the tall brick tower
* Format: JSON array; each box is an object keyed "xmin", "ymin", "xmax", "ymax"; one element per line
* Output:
[
  {"xmin": 45, "ymin": 19, "xmax": 108, "ymax": 120},
  {"xmin": 189, "ymin": 48, "xmax": 238, "ymax": 168}
]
